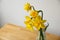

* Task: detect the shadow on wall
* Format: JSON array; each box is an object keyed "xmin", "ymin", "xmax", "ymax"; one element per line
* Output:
[
  {"xmin": 58, "ymin": 0, "xmax": 60, "ymax": 3},
  {"xmin": 0, "ymin": 12, "xmax": 2, "ymax": 27},
  {"xmin": 0, "ymin": 0, "xmax": 1, "ymax": 2},
  {"xmin": 0, "ymin": 13, "xmax": 1, "ymax": 27},
  {"xmin": 58, "ymin": 0, "xmax": 60, "ymax": 2},
  {"xmin": 0, "ymin": 0, "xmax": 2, "ymax": 27}
]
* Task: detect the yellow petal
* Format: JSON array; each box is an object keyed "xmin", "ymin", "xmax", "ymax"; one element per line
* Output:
[
  {"xmin": 34, "ymin": 16, "xmax": 42, "ymax": 23},
  {"xmin": 34, "ymin": 22, "xmax": 39, "ymax": 27},
  {"xmin": 35, "ymin": 16, "xmax": 42, "ymax": 20},
  {"xmin": 41, "ymin": 20, "xmax": 46, "ymax": 23},
  {"xmin": 39, "ymin": 23, "xmax": 45, "ymax": 28},
  {"xmin": 24, "ymin": 21, "xmax": 29, "ymax": 24},
  {"xmin": 34, "ymin": 24, "xmax": 40, "ymax": 30},
  {"xmin": 25, "ymin": 16, "xmax": 31, "ymax": 21},
  {"xmin": 26, "ymin": 24, "xmax": 33, "ymax": 31},
  {"xmin": 37, "ymin": 26, "xmax": 40, "ymax": 30}
]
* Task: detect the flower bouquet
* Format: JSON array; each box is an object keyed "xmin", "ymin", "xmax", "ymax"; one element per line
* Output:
[{"xmin": 24, "ymin": 3, "xmax": 49, "ymax": 40}]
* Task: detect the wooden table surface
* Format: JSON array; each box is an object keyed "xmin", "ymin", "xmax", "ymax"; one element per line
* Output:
[{"xmin": 0, "ymin": 23, "xmax": 60, "ymax": 40}]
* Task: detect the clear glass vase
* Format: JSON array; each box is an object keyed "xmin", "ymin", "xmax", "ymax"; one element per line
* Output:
[{"xmin": 36, "ymin": 31, "xmax": 46, "ymax": 40}]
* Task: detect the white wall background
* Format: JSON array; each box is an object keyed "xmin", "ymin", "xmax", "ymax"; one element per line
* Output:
[{"xmin": 0, "ymin": 0, "xmax": 60, "ymax": 35}]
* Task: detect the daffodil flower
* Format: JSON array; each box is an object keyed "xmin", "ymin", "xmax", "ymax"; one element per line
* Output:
[
  {"xmin": 30, "ymin": 10, "xmax": 38, "ymax": 18},
  {"xmin": 24, "ymin": 21, "xmax": 34, "ymax": 31},
  {"xmin": 24, "ymin": 3, "xmax": 31, "ymax": 11},
  {"xmin": 31, "ymin": 16, "xmax": 46, "ymax": 30}
]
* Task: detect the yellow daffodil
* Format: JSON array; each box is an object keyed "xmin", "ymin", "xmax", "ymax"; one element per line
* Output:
[
  {"xmin": 35, "ymin": 20, "xmax": 46, "ymax": 30},
  {"xmin": 30, "ymin": 10, "xmax": 38, "ymax": 17},
  {"xmin": 24, "ymin": 16, "xmax": 34, "ymax": 31},
  {"xmin": 31, "ymin": 16, "xmax": 46, "ymax": 30},
  {"xmin": 24, "ymin": 3, "xmax": 31, "ymax": 11},
  {"xmin": 24, "ymin": 21, "xmax": 34, "ymax": 31}
]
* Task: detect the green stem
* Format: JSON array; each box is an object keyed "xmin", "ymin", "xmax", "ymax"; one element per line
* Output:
[
  {"xmin": 31, "ymin": 6, "xmax": 35, "ymax": 10},
  {"xmin": 44, "ymin": 23, "xmax": 49, "ymax": 32},
  {"xmin": 39, "ymin": 31, "xmax": 42, "ymax": 40},
  {"xmin": 38, "ymin": 10, "xmax": 43, "ymax": 20},
  {"xmin": 40, "ymin": 28, "xmax": 44, "ymax": 40}
]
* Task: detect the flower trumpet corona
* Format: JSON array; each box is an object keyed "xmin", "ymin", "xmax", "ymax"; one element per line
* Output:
[{"xmin": 30, "ymin": 10, "xmax": 38, "ymax": 18}]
